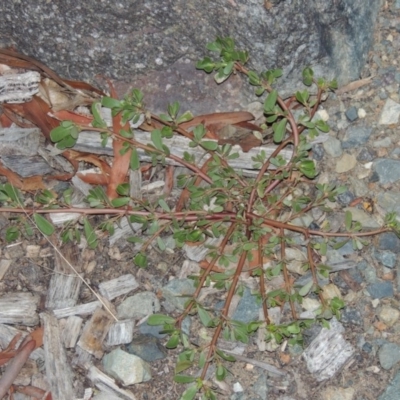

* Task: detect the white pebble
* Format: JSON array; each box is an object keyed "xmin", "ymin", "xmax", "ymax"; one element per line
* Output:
[
  {"xmin": 358, "ymin": 108, "xmax": 367, "ymax": 118},
  {"xmin": 233, "ymin": 382, "xmax": 244, "ymax": 393}
]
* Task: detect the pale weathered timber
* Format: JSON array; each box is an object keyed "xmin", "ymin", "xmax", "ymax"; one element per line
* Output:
[
  {"xmin": 0, "ymin": 127, "xmax": 41, "ymax": 156},
  {"xmin": 98, "ymin": 274, "xmax": 139, "ymax": 301},
  {"xmin": 0, "ymin": 293, "xmax": 39, "ymax": 326},
  {"xmin": 106, "ymin": 319, "xmax": 135, "ymax": 346},
  {"xmin": 60, "ymin": 315, "xmax": 83, "ymax": 348},
  {"xmin": 77, "ymin": 307, "xmax": 113, "ymax": 359},
  {"xmin": 53, "ymin": 300, "xmax": 101, "ymax": 319},
  {"xmin": 40, "ymin": 312, "xmax": 75, "ymax": 400},
  {"xmin": 87, "ymin": 365, "xmax": 137, "ymax": 400},
  {"xmin": 0, "ymin": 71, "xmax": 41, "ymax": 103},
  {"xmin": 45, "ymin": 243, "xmax": 82, "ymax": 310},
  {"xmin": 76, "ymin": 130, "xmax": 293, "ymax": 176},
  {"xmin": 303, "ymin": 317, "xmax": 355, "ymax": 381}
]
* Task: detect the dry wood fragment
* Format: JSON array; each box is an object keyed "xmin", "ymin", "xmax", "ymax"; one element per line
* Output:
[
  {"xmin": 75, "ymin": 130, "xmax": 293, "ymax": 176},
  {"xmin": 0, "ymin": 293, "xmax": 39, "ymax": 326},
  {"xmin": 98, "ymin": 274, "xmax": 139, "ymax": 301},
  {"xmin": 0, "ymin": 71, "xmax": 41, "ymax": 103},
  {"xmin": 335, "ymin": 76, "xmax": 374, "ymax": 95},
  {"xmin": 60, "ymin": 316, "xmax": 83, "ymax": 348},
  {"xmin": 0, "ymin": 154, "xmax": 53, "ymax": 177},
  {"xmin": 53, "ymin": 300, "xmax": 101, "ymax": 319},
  {"xmin": 77, "ymin": 307, "xmax": 113, "ymax": 358},
  {"xmin": 40, "ymin": 312, "xmax": 75, "ymax": 400},
  {"xmin": 106, "ymin": 319, "xmax": 135, "ymax": 346},
  {"xmin": 87, "ymin": 365, "xmax": 136, "ymax": 400},
  {"xmin": 303, "ymin": 317, "xmax": 354, "ymax": 381},
  {"xmin": 0, "ymin": 127, "xmax": 41, "ymax": 156},
  {"xmin": 0, "ymin": 259, "xmax": 12, "ymax": 280},
  {"xmin": 45, "ymin": 243, "xmax": 82, "ymax": 310}
]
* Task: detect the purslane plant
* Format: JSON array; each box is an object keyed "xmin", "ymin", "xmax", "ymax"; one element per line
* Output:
[{"xmin": 1, "ymin": 37, "xmax": 399, "ymax": 399}]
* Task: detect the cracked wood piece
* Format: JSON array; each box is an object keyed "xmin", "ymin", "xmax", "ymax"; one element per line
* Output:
[
  {"xmin": 0, "ymin": 127, "xmax": 41, "ymax": 156},
  {"xmin": 40, "ymin": 312, "xmax": 74, "ymax": 400},
  {"xmin": 53, "ymin": 300, "xmax": 101, "ymax": 319},
  {"xmin": 106, "ymin": 319, "xmax": 135, "ymax": 346},
  {"xmin": 0, "ymin": 154, "xmax": 53, "ymax": 177},
  {"xmin": 0, "ymin": 293, "xmax": 39, "ymax": 326},
  {"xmin": 75, "ymin": 130, "xmax": 293, "ymax": 176},
  {"xmin": 61, "ymin": 315, "xmax": 83, "ymax": 348},
  {"xmin": 87, "ymin": 365, "xmax": 136, "ymax": 400},
  {"xmin": 0, "ymin": 71, "xmax": 41, "ymax": 103},
  {"xmin": 98, "ymin": 274, "xmax": 139, "ymax": 301},
  {"xmin": 45, "ymin": 243, "xmax": 82, "ymax": 310},
  {"xmin": 303, "ymin": 317, "xmax": 354, "ymax": 381},
  {"xmin": 77, "ymin": 307, "xmax": 113, "ymax": 358}
]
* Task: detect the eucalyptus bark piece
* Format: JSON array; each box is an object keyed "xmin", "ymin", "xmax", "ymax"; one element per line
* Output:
[
  {"xmin": 77, "ymin": 307, "xmax": 113, "ymax": 358},
  {"xmin": 0, "ymin": 293, "xmax": 39, "ymax": 326},
  {"xmin": 303, "ymin": 317, "xmax": 354, "ymax": 381},
  {"xmin": 40, "ymin": 312, "xmax": 75, "ymax": 400},
  {"xmin": 0, "ymin": 71, "xmax": 41, "ymax": 103}
]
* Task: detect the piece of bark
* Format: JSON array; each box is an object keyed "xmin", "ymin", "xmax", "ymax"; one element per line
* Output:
[
  {"xmin": 87, "ymin": 365, "xmax": 136, "ymax": 400},
  {"xmin": 0, "ymin": 127, "xmax": 41, "ymax": 156},
  {"xmin": 40, "ymin": 312, "xmax": 75, "ymax": 400},
  {"xmin": 0, "ymin": 155, "xmax": 53, "ymax": 177},
  {"xmin": 303, "ymin": 317, "xmax": 354, "ymax": 381},
  {"xmin": 76, "ymin": 130, "xmax": 293, "ymax": 176},
  {"xmin": 106, "ymin": 320, "xmax": 135, "ymax": 346},
  {"xmin": 0, "ymin": 293, "xmax": 39, "ymax": 326},
  {"xmin": 53, "ymin": 301, "xmax": 101, "ymax": 319},
  {"xmin": 0, "ymin": 259, "xmax": 12, "ymax": 280},
  {"xmin": 45, "ymin": 243, "xmax": 82, "ymax": 310},
  {"xmin": 61, "ymin": 316, "xmax": 83, "ymax": 348},
  {"xmin": 0, "ymin": 71, "xmax": 41, "ymax": 103},
  {"xmin": 77, "ymin": 307, "xmax": 113, "ymax": 359},
  {"xmin": 98, "ymin": 274, "xmax": 139, "ymax": 301},
  {"xmin": 71, "ymin": 345, "xmax": 93, "ymax": 370}
]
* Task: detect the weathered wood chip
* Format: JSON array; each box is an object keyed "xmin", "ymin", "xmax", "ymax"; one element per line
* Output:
[
  {"xmin": 303, "ymin": 317, "xmax": 354, "ymax": 381},
  {"xmin": 98, "ymin": 274, "xmax": 139, "ymax": 301},
  {"xmin": 0, "ymin": 293, "xmax": 39, "ymax": 326},
  {"xmin": 40, "ymin": 312, "xmax": 75, "ymax": 400}
]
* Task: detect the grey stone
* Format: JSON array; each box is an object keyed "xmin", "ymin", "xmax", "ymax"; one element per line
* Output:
[
  {"xmin": 378, "ymin": 343, "xmax": 400, "ymax": 370},
  {"xmin": 102, "ymin": 348, "xmax": 152, "ymax": 385},
  {"xmin": 232, "ymin": 288, "xmax": 260, "ymax": 324},
  {"xmin": 357, "ymin": 260, "xmax": 377, "ymax": 284},
  {"xmin": 379, "ymin": 99, "xmax": 400, "ymax": 125},
  {"xmin": 161, "ymin": 278, "xmax": 196, "ymax": 310},
  {"xmin": 0, "ymin": 0, "xmax": 380, "ymax": 114},
  {"xmin": 373, "ymin": 137, "xmax": 392, "ymax": 148},
  {"xmin": 379, "ymin": 370, "xmax": 400, "ymax": 400},
  {"xmin": 342, "ymin": 126, "xmax": 373, "ymax": 149},
  {"xmin": 372, "ymin": 159, "xmax": 400, "ymax": 184},
  {"xmin": 366, "ymin": 281, "xmax": 394, "ymax": 299},
  {"xmin": 117, "ymin": 291, "xmax": 160, "ymax": 320},
  {"xmin": 312, "ymin": 144, "xmax": 324, "ymax": 161},
  {"xmin": 357, "ymin": 147, "xmax": 376, "ymax": 162},
  {"xmin": 323, "ymin": 136, "xmax": 342, "ymax": 157},
  {"xmin": 341, "ymin": 307, "xmax": 362, "ymax": 326},
  {"xmin": 125, "ymin": 334, "xmax": 167, "ymax": 362},
  {"xmin": 395, "ymin": 0, "xmax": 400, "ymax": 10},
  {"xmin": 345, "ymin": 106, "xmax": 358, "ymax": 122},
  {"xmin": 373, "ymin": 248, "xmax": 397, "ymax": 268},
  {"xmin": 378, "ymin": 232, "xmax": 400, "ymax": 253}
]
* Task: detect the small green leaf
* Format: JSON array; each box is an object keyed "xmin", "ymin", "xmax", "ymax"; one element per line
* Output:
[
  {"xmin": 216, "ymin": 349, "xmax": 236, "ymax": 362},
  {"xmin": 197, "ymin": 306, "xmax": 212, "ymax": 327},
  {"xmin": 302, "ymin": 67, "xmax": 314, "ymax": 86},
  {"xmin": 273, "ymin": 118, "xmax": 287, "ymax": 143},
  {"xmin": 157, "ymin": 236, "xmax": 166, "ymax": 251},
  {"xmin": 33, "ymin": 214, "xmax": 55, "ymax": 236},
  {"xmin": 180, "ymin": 385, "xmax": 198, "ymax": 400},
  {"xmin": 176, "ymin": 110, "xmax": 194, "ymax": 125},
  {"xmin": 264, "ymin": 90, "xmax": 278, "ymax": 112},
  {"xmin": 134, "ymin": 252, "xmax": 148, "ymax": 268},
  {"xmin": 129, "ymin": 147, "xmax": 139, "ymax": 171},
  {"xmin": 298, "ymin": 280, "xmax": 313, "ymax": 297},
  {"xmin": 175, "ymin": 360, "xmax": 193, "ymax": 374},
  {"xmin": 101, "ymin": 96, "xmax": 122, "ymax": 109},
  {"xmin": 147, "ymin": 314, "xmax": 176, "ymax": 325},
  {"xmin": 151, "ymin": 129, "xmax": 164, "ymax": 151},
  {"xmin": 174, "ymin": 375, "xmax": 196, "ymax": 384},
  {"xmin": 193, "ymin": 125, "xmax": 206, "ymax": 141},
  {"xmin": 110, "ymin": 197, "xmax": 131, "ymax": 207},
  {"xmin": 201, "ymin": 140, "xmax": 218, "ymax": 151},
  {"xmin": 216, "ymin": 364, "xmax": 227, "ymax": 381},
  {"xmin": 345, "ymin": 210, "xmax": 352, "ymax": 231},
  {"xmin": 158, "ymin": 198, "xmax": 171, "ymax": 212},
  {"xmin": 83, "ymin": 218, "xmax": 98, "ymax": 249},
  {"xmin": 166, "ymin": 333, "xmax": 180, "ymax": 349},
  {"xmin": 5, "ymin": 226, "xmax": 19, "ymax": 242}
]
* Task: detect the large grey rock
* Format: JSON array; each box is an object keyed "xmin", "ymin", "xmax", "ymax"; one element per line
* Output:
[{"xmin": 0, "ymin": 0, "xmax": 380, "ymax": 113}]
